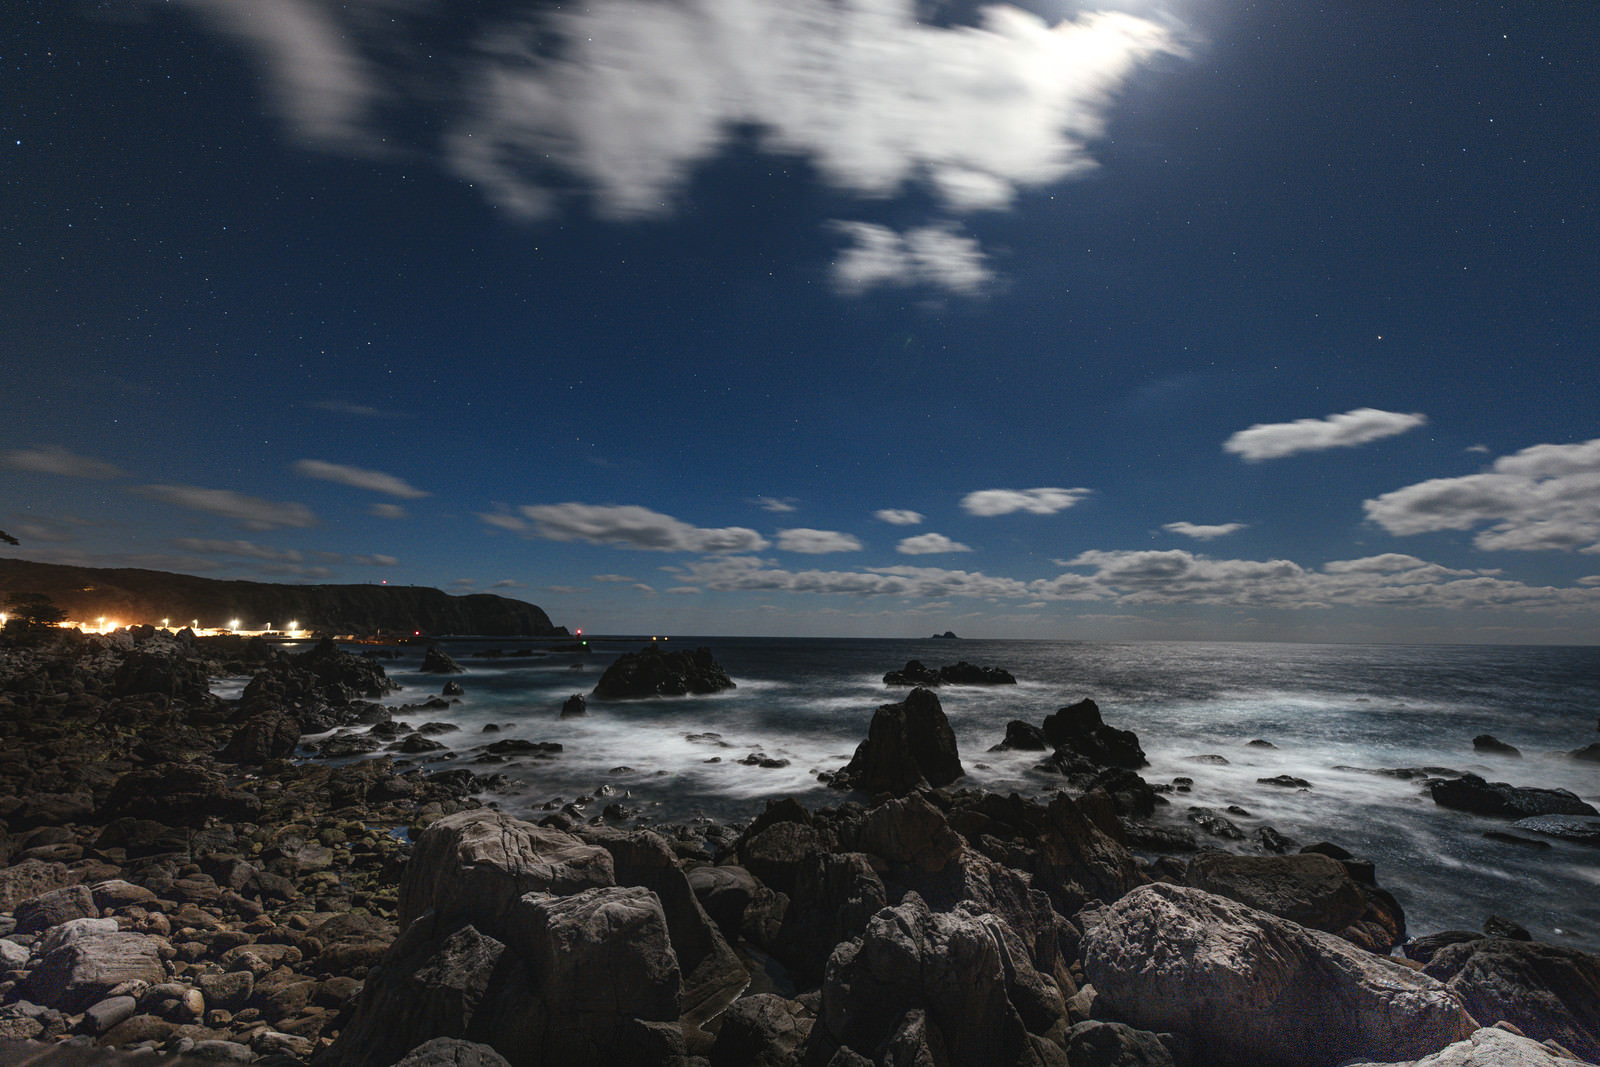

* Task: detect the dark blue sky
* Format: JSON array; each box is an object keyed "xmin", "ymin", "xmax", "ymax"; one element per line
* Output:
[{"xmin": 4, "ymin": 0, "xmax": 1598, "ymax": 641}]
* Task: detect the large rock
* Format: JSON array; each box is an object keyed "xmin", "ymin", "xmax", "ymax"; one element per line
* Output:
[
  {"xmin": 1430, "ymin": 774, "xmax": 1598, "ymax": 818},
  {"xmin": 1343, "ymin": 1026, "xmax": 1587, "ymax": 1067},
  {"xmin": 1422, "ymin": 937, "xmax": 1600, "ymax": 1063},
  {"xmin": 708, "ymin": 994, "xmax": 812, "ymax": 1067},
  {"xmin": 829, "ymin": 687, "xmax": 964, "ymax": 794},
  {"xmin": 1186, "ymin": 852, "xmax": 1367, "ymax": 933},
  {"xmin": 1041, "ymin": 699, "xmax": 1147, "ymax": 769},
  {"xmin": 22, "ymin": 931, "xmax": 168, "ymax": 1013},
  {"xmin": 591, "ymin": 645, "xmax": 735, "ymax": 699},
  {"xmin": 1081, "ymin": 883, "xmax": 1476, "ymax": 1067},
  {"xmin": 105, "ymin": 762, "xmax": 263, "ymax": 826},
  {"xmin": 1033, "ymin": 792, "xmax": 1146, "ymax": 911},
  {"xmin": 220, "ymin": 709, "xmax": 301, "ymax": 764},
  {"xmin": 805, "ymin": 892, "xmax": 1065, "ymax": 1067},
  {"xmin": 398, "ymin": 810, "xmax": 614, "ymax": 929},
  {"xmin": 422, "ymin": 646, "xmax": 467, "ymax": 674}
]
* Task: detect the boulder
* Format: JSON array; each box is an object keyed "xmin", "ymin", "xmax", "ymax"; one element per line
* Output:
[
  {"xmin": 591, "ymin": 645, "xmax": 735, "ymax": 699},
  {"xmin": 1042, "ymin": 699, "xmax": 1147, "ymax": 769},
  {"xmin": 1472, "ymin": 735, "xmax": 1521, "ymax": 757},
  {"xmin": 1430, "ymin": 774, "xmax": 1598, "ymax": 818},
  {"xmin": 989, "ymin": 720, "xmax": 1050, "ymax": 752},
  {"xmin": 14, "ymin": 884, "xmax": 98, "ymax": 934},
  {"xmin": 1032, "ymin": 792, "xmax": 1146, "ymax": 912},
  {"xmin": 707, "ymin": 993, "xmax": 811, "ymax": 1067},
  {"xmin": 1064, "ymin": 1020, "xmax": 1177, "ymax": 1067},
  {"xmin": 0, "ymin": 860, "xmax": 79, "ymax": 912},
  {"xmin": 772, "ymin": 851, "xmax": 887, "ymax": 984},
  {"xmin": 1185, "ymin": 852, "xmax": 1368, "ymax": 934},
  {"xmin": 422, "ymin": 646, "xmax": 467, "ymax": 674},
  {"xmin": 23, "ymin": 931, "xmax": 168, "ymax": 1013},
  {"xmin": 1571, "ymin": 742, "xmax": 1600, "ymax": 763},
  {"xmin": 1422, "ymin": 937, "xmax": 1600, "ymax": 1063},
  {"xmin": 398, "ymin": 810, "xmax": 614, "ymax": 929},
  {"xmin": 937, "ymin": 661, "xmax": 1017, "ymax": 685},
  {"xmin": 396, "ymin": 1039, "xmax": 515, "ymax": 1067},
  {"xmin": 559, "ymin": 694, "xmax": 587, "ymax": 719},
  {"xmin": 1081, "ymin": 883, "xmax": 1476, "ymax": 1067},
  {"xmin": 106, "ymin": 762, "xmax": 263, "ymax": 826},
  {"xmin": 805, "ymin": 892, "xmax": 1066, "ymax": 1067},
  {"xmin": 883, "ymin": 660, "xmax": 942, "ymax": 686},
  {"xmin": 1343, "ymin": 1026, "xmax": 1589, "ymax": 1066},
  {"xmin": 829, "ymin": 687, "xmax": 964, "ymax": 794},
  {"xmin": 442, "ymin": 680, "xmax": 465, "ymax": 697},
  {"xmin": 1511, "ymin": 814, "xmax": 1600, "ymax": 846},
  {"xmin": 220, "ymin": 709, "xmax": 301, "ymax": 764}
]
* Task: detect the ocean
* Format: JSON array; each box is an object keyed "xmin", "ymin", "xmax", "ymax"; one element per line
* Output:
[{"xmin": 287, "ymin": 636, "xmax": 1600, "ymax": 952}]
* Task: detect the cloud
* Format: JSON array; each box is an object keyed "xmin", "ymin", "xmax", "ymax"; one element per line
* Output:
[
  {"xmin": 309, "ymin": 399, "xmax": 407, "ymax": 419},
  {"xmin": 777, "ymin": 529, "xmax": 865, "ymax": 554},
  {"xmin": 293, "ymin": 458, "xmax": 429, "ymax": 499},
  {"xmin": 897, "ymin": 533, "xmax": 973, "ymax": 555},
  {"xmin": 666, "ymin": 586, "xmax": 703, "ymax": 595},
  {"xmin": 1362, "ymin": 438, "xmax": 1600, "ymax": 553},
  {"xmin": 961, "ymin": 487, "xmax": 1090, "ymax": 516},
  {"xmin": 490, "ymin": 578, "xmax": 525, "ymax": 589},
  {"xmin": 163, "ymin": 0, "xmax": 381, "ymax": 148},
  {"xmin": 1164, "ymin": 521, "xmax": 1247, "ymax": 541},
  {"xmin": 448, "ymin": 3, "xmax": 1179, "ymax": 221},
  {"xmin": 504, "ymin": 503, "xmax": 770, "ymax": 553},
  {"xmin": 136, "ymin": 485, "xmax": 318, "ymax": 530},
  {"xmin": 874, "ymin": 509, "xmax": 925, "ymax": 526},
  {"xmin": 370, "ymin": 503, "xmax": 409, "ymax": 520},
  {"xmin": 1223, "ymin": 408, "xmax": 1428, "ymax": 461},
  {"xmin": 1, "ymin": 445, "xmax": 125, "ymax": 479},
  {"xmin": 349, "ymin": 554, "xmax": 399, "ymax": 567},
  {"xmin": 172, "ymin": 538, "xmax": 304, "ymax": 562},
  {"xmin": 831, "ymin": 222, "xmax": 995, "ymax": 296},
  {"xmin": 592, "ymin": 574, "xmax": 638, "ymax": 583},
  {"xmin": 675, "ymin": 556, "xmax": 1097, "ymax": 601},
  {"xmin": 751, "ymin": 496, "xmax": 799, "ymax": 513}
]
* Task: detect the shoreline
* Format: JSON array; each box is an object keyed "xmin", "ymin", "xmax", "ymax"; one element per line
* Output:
[{"xmin": 1, "ymin": 628, "xmax": 1596, "ymax": 1065}]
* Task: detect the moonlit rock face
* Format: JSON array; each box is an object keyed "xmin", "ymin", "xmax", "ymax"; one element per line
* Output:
[{"xmin": 1081, "ymin": 883, "xmax": 1476, "ymax": 1067}]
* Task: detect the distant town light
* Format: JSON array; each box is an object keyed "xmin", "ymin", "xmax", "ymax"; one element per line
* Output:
[{"xmin": 229, "ymin": 619, "xmax": 240, "ymax": 631}]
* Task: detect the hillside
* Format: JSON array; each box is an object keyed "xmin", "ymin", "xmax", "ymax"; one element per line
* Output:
[{"xmin": 0, "ymin": 558, "xmax": 562, "ymax": 637}]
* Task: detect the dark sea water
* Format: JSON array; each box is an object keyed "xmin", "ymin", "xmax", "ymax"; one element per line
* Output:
[{"xmin": 294, "ymin": 637, "xmax": 1600, "ymax": 952}]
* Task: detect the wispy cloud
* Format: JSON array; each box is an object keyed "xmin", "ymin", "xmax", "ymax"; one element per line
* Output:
[
  {"xmin": 370, "ymin": 503, "xmax": 409, "ymax": 520},
  {"xmin": 293, "ymin": 458, "xmax": 429, "ymax": 499},
  {"xmin": 1363, "ymin": 438, "xmax": 1600, "ymax": 553},
  {"xmin": 961, "ymin": 487, "xmax": 1090, "ymax": 516},
  {"xmin": 897, "ymin": 533, "xmax": 973, "ymax": 555},
  {"xmin": 309, "ymin": 399, "xmax": 407, "ymax": 419},
  {"xmin": 163, "ymin": 0, "xmax": 381, "ymax": 148},
  {"xmin": 831, "ymin": 222, "xmax": 995, "ymax": 296},
  {"xmin": 1164, "ymin": 521, "xmax": 1248, "ymax": 541},
  {"xmin": 494, "ymin": 502, "xmax": 770, "ymax": 553},
  {"xmin": 173, "ymin": 538, "xmax": 304, "ymax": 562},
  {"xmin": 751, "ymin": 496, "xmax": 799, "ymax": 513},
  {"xmin": 1, "ymin": 445, "xmax": 125, "ymax": 479},
  {"xmin": 874, "ymin": 509, "xmax": 925, "ymax": 526},
  {"xmin": 1223, "ymin": 408, "xmax": 1427, "ymax": 462},
  {"xmin": 776, "ymin": 528, "xmax": 864, "ymax": 554},
  {"xmin": 136, "ymin": 485, "xmax": 318, "ymax": 530}
]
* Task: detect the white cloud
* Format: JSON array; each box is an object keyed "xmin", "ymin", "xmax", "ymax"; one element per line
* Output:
[
  {"xmin": 370, "ymin": 503, "xmax": 409, "ymax": 520},
  {"xmin": 592, "ymin": 574, "xmax": 638, "ymax": 583},
  {"xmin": 165, "ymin": 0, "xmax": 381, "ymax": 147},
  {"xmin": 896, "ymin": 533, "xmax": 973, "ymax": 555},
  {"xmin": 1223, "ymin": 408, "xmax": 1428, "ymax": 461},
  {"xmin": 674, "ymin": 556, "xmax": 1091, "ymax": 601},
  {"xmin": 349, "ymin": 554, "xmax": 399, "ymax": 567},
  {"xmin": 831, "ymin": 222, "xmax": 995, "ymax": 296},
  {"xmin": 136, "ymin": 485, "xmax": 318, "ymax": 530},
  {"xmin": 293, "ymin": 458, "xmax": 429, "ymax": 498},
  {"xmin": 776, "ymin": 528, "xmax": 865, "ymax": 554},
  {"xmin": 961, "ymin": 487, "xmax": 1090, "ymax": 516},
  {"xmin": 1363, "ymin": 438, "xmax": 1600, "ymax": 553},
  {"xmin": 752, "ymin": 496, "xmax": 799, "ymax": 513},
  {"xmin": 490, "ymin": 578, "xmax": 525, "ymax": 589},
  {"xmin": 504, "ymin": 503, "xmax": 770, "ymax": 553},
  {"xmin": 448, "ymin": 2, "xmax": 1180, "ymax": 221},
  {"xmin": 874, "ymin": 508, "xmax": 925, "ymax": 526},
  {"xmin": 2, "ymin": 445, "xmax": 125, "ymax": 479},
  {"xmin": 1163, "ymin": 521, "xmax": 1247, "ymax": 541}
]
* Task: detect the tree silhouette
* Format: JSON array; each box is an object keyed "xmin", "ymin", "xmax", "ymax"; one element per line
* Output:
[
  {"xmin": 0, "ymin": 530, "xmax": 17, "ymax": 546},
  {"xmin": 4, "ymin": 592, "xmax": 65, "ymax": 629}
]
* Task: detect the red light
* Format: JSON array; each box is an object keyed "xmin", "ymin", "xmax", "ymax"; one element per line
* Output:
[
  {"xmin": 414, "ymin": 630, "xmax": 421, "ymax": 636},
  {"xmin": 575, "ymin": 628, "xmax": 582, "ymax": 636}
]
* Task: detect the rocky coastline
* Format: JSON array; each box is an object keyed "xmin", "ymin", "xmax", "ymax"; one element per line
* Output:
[{"xmin": 1, "ymin": 630, "xmax": 1597, "ymax": 1066}]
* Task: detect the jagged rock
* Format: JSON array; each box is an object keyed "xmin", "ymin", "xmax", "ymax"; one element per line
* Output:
[
  {"xmin": 1081, "ymin": 883, "xmax": 1476, "ymax": 1067},
  {"xmin": 560, "ymin": 694, "xmax": 587, "ymax": 719},
  {"xmin": 829, "ymin": 687, "xmax": 964, "ymax": 794},
  {"xmin": 1430, "ymin": 774, "xmax": 1598, "ymax": 818},
  {"xmin": 442, "ymin": 680, "xmax": 465, "ymax": 697},
  {"xmin": 989, "ymin": 720, "xmax": 1050, "ymax": 752},
  {"xmin": 14, "ymin": 884, "xmax": 97, "ymax": 934},
  {"xmin": 398, "ymin": 810, "xmax": 614, "ymax": 929},
  {"xmin": 110, "ymin": 650, "xmax": 212, "ymax": 701},
  {"xmin": 220, "ymin": 708, "xmax": 300, "ymax": 764},
  {"xmin": 805, "ymin": 892, "xmax": 1066, "ymax": 1067},
  {"xmin": 422, "ymin": 646, "xmax": 467, "ymax": 674},
  {"xmin": 105, "ymin": 762, "xmax": 263, "ymax": 825},
  {"xmin": 1343, "ymin": 1026, "xmax": 1588, "ymax": 1067},
  {"xmin": 707, "ymin": 993, "xmax": 811, "ymax": 1067},
  {"xmin": 1422, "ymin": 937, "xmax": 1600, "ymax": 1063},
  {"xmin": 937, "ymin": 661, "xmax": 1017, "ymax": 685},
  {"xmin": 1570, "ymin": 742, "xmax": 1600, "ymax": 763},
  {"xmin": 592, "ymin": 645, "xmax": 735, "ymax": 699},
  {"xmin": 1042, "ymin": 699, "xmax": 1147, "ymax": 770},
  {"xmin": 1472, "ymin": 735, "xmax": 1521, "ymax": 757},
  {"xmin": 0, "ymin": 859, "xmax": 78, "ymax": 911},
  {"xmin": 1064, "ymin": 1020, "xmax": 1177, "ymax": 1067},
  {"xmin": 1185, "ymin": 852, "xmax": 1367, "ymax": 934},
  {"xmin": 396, "ymin": 1039, "xmax": 515, "ymax": 1067},
  {"xmin": 883, "ymin": 659, "xmax": 942, "ymax": 686},
  {"xmin": 772, "ymin": 851, "xmax": 888, "ymax": 984}
]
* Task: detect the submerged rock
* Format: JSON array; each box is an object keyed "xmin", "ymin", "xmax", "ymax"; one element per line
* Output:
[
  {"xmin": 1511, "ymin": 813, "xmax": 1600, "ymax": 846},
  {"xmin": 1430, "ymin": 774, "xmax": 1599, "ymax": 818},
  {"xmin": 421, "ymin": 645, "xmax": 467, "ymax": 674},
  {"xmin": 1472, "ymin": 734, "xmax": 1521, "ymax": 757}
]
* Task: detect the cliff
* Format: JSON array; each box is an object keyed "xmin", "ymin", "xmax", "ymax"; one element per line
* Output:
[{"xmin": 0, "ymin": 558, "xmax": 561, "ymax": 637}]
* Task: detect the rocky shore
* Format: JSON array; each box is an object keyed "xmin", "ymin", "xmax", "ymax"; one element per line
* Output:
[{"xmin": 1, "ymin": 629, "xmax": 1597, "ymax": 1066}]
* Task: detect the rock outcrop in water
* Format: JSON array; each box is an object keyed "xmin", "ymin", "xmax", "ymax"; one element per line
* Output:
[
  {"xmin": 882, "ymin": 659, "xmax": 1016, "ymax": 686},
  {"xmin": 1430, "ymin": 773, "xmax": 1599, "ymax": 818},
  {"xmin": 827, "ymin": 687, "xmax": 964, "ymax": 794},
  {"xmin": 590, "ymin": 645, "xmax": 735, "ymax": 699},
  {"xmin": 0, "ymin": 558, "xmax": 561, "ymax": 637}
]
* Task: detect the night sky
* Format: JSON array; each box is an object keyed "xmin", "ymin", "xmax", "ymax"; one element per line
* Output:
[{"xmin": 4, "ymin": 0, "xmax": 1598, "ymax": 642}]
